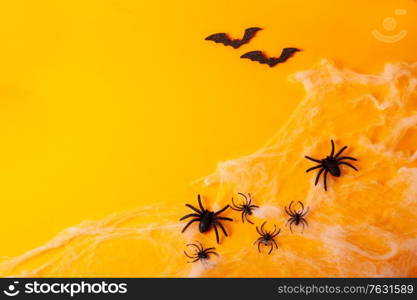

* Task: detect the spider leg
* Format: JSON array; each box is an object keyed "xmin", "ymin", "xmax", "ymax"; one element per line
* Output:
[
  {"xmin": 338, "ymin": 161, "xmax": 358, "ymax": 171},
  {"xmin": 186, "ymin": 243, "xmax": 199, "ymax": 251},
  {"xmin": 230, "ymin": 205, "xmax": 243, "ymax": 211},
  {"xmin": 289, "ymin": 220, "xmax": 295, "ymax": 233},
  {"xmin": 213, "ymin": 223, "xmax": 220, "ymax": 244},
  {"xmin": 238, "ymin": 192, "xmax": 248, "ymax": 204},
  {"xmin": 247, "ymin": 193, "xmax": 252, "ymax": 205},
  {"xmin": 272, "ymin": 239, "xmax": 278, "ymax": 250},
  {"xmin": 272, "ymin": 228, "xmax": 281, "ymax": 238},
  {"xmin": 306, "ymin": 165, "xmax": 322, "ymax": 173},
  {"xmin": 245, "ymin": 214, "xmax": 254, "ymax": 224},
  {"xmin": 179, "ymin": 213, "xmax": 200, "ymax": 221},
  {"xmin": 330, "ymin": 140, "xmax": 335, "ymax": 157},
  {"xmin": 260, "ymin": 221, "xmax": 266, "ymax": 235},
  {"xmin": 241, "ymin": 212, "xmax": 245, "ymax": 223},
  {"xmin": 334, "ymin": 145, "xmax": 347, "ymax": 159},
  {"xmin": 298, "ymin": 201, "xmax": 305, "ymax": 214},
  {"xmin": 301, "ymin": 206, "xmax": 310, "ymax": 217},
  {"xmin": 305, "ymin": 156, "xmax": 321, "ymax": 163},
  {"xmin": 323, "ymin": 170, "xmax": 329, "ymax": 191},
  {"xmin": 190, "ymin": 258, "xmax": 200, "ymax": 263},
  {"xmin": 197, "ymin": 194, "xmax": 205, "ymax": 211},
  {"xmin": 205, "ymin": 251, "xmax": 219, "ymax": 256},
  {"xmin": 253, "ymin": 237, "xmax": 262, "ymax": 245},
  {"xmin": 204, "ymin": 247, "xmax": 216, "ymax": 252},
  {"xmin": 268, "ymin": 243, "xmax": 274, "ymax": 255},
  {"xmin": 301, "ymin": 219, "xmax": 308, "ymax": 233},
  {"xmin": 314, "ymin": 168, "xmax": 324, "ymax": 186},
  {"xmin": 301, "ymin": 221, "xmax": 305, "ymax": 234},
  {"xmin": 181, "ymin": 218, "xmax": 199, "ymax": 233},
  {"xmin": 196, "ymin": 240, "xmax": 204, "ymax": 252},
  {"xmin": 250, "ymin": 205, "xmax": 259, "ymax": 209},
  {"xmin": 215, "ymin": 221, "xmax": 228, "ymax": 237},
  {"xmin": 285, "ymin": 218, "xmax": 292, "ymax": 227},
  {"xmin": 288, "ymin": 200, "xmax": 294, "ymax": 212},
  {"xmin": 216, "ymin": 216, "xmax": 233, "ymax": 222},
  {"xmin": 258, "ymin": 241, "xmax": 262, "ymax": 253},
  {"xmin": 185, "ymin": 204, "xmax": 202, "ymax": 214},
  {"xmin": 214, "ymin": 205, "xmax": 230, "ymax": 216},
  {"xmin": 271, "ymin": 224, "xmax": 277, "ymax": 235},
  {"xmin": 184, "ymin": 251, "xmax": 194, "ymax": 259},
  {"xmin": 336, "ymin": 156, "xmax": 357, "ymax": 162},
  {"xmin": 256, "ymin": 226, "xmax": 262, "ymax": 236},
  {"xmin": 284, "ymin": 205, "xmax": 293, "ymax": 217},
  {"xmin": 231, "ymin": 197, "xmax": 242, "ymax": 210},
  {"xmin": 238, "ymin": 192, "xmax": 247, "ymax": 199}
]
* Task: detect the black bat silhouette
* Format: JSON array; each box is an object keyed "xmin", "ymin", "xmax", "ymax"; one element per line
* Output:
[
  {"xmin": 240, "ymin": 47, "xmax": 301, "ymax": 67},
  {"xmin": 205, "ymin": 27, "xmax": 262, "ymax": 49}
]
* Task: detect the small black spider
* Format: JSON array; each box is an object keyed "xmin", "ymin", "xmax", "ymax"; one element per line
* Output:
[
  {"xmin": 253, "ymin": 222, "xmax": 280, "ymax": 255},
  {"xmin": 180, "ymin": 194, "xmax": 233, "ymax": 244},
  {"xmin": 230, "ymin": 192, "xmax": 259, "ymax": 224},
  {"xmin": 184, "ymin": 241, "xmax": 218, "ymax": 263},
  {"xmin": 285, "ymin": 201, "xmax": 309, "ymax": 233},
  {"xmin": 305, "ymin": 140, "xmax": 358, "ymax": 191}
]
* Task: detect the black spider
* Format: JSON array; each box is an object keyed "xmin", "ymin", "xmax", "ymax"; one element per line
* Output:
[
  {"xmin": 285, "ymin": 201, "xmax": 309, "ymax": 233},
  {"xmin": 230, "ymin": 192, "xmax": 259, "ymax": 224},
  {"xmin": 253, "ymin": 222, "xmax": 280, "ymax": 255},
  {"xmin": 184, "ymin": 241, "xmax": 218, "ymax": 263},
  {"xmin": 180, "ymin": 194, "xmax": 233, "ymax": 244},
  {"xmin": 305, "ymin": 140, "xmax": 358, "ymax": 191}
]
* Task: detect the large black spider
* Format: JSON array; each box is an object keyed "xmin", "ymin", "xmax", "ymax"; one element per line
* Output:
[
  {"xmin": 285, "ymin": 201, "xmax": 309, "ymax": 233},
  {"xmin": 180, "ymin": 194, "xmax": 233, "ymax": 244},
  {"xmin": 230, "ymin": 192, "xmax": 259, "ymax": 224},
  {"xmin": 253, "ymin": 222, "xmax": 280, "ymax": 255},
  {"xmin": 184, "ymin": 241, "xmax": 218, "ymax": 263},
  {"xmin": 305, "ymin": 140, "xmax": 358, "ymax": 191}
]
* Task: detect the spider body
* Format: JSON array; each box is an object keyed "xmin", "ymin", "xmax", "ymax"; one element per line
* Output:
[
  {"xmin": 323, "ymin": 156, "xmax": 341, "ymax": 177},
  {"xmin": 305, "ymin": 140, "xmax": 358, "ymax": 191},
  {"xmin": 184, "ymin": 241, "xmax": 218, "ymax": 263},
  {"xmin": 285, "ymin": 201, "xmax": 309, "ymax": 233},
  {"xmin": 231, "ymin": 192, "xmax": 259, "ymax": 224},
  {"xmin": 254, "ymin": 222, "xmax": 280, "ymax": 255},
  {"xmin": 199, "ymin": 211, "xmax": 215, "ymax": 232},
  {"xmin": 180, "ymin": 194, "xmax": 233, "ymax": 244}
]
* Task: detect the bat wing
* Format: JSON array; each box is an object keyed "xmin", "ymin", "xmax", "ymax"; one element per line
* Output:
[
  {"xmin": 240, "ymin": 27, "xmax": 262, "ymax": 44},
  {"xmin": 240, "ymin": 51, "xmax": 269, "ymax": 65},
  {"xmin": 277, "ymin": 47, "xmax": 301, "ymax": 63},
  {"xmin": 205, "ymin": 27, "xmax": 261, "ymax": 48},
  {"xmin": 241, "ymin": 48, "xmax": 301, "ymax": 67},
  {"xmin": 205, "ymin": 33, "xmax": 232, "ymax": 46}
]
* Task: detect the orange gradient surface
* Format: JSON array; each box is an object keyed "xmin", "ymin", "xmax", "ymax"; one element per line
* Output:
[{"xmin": 0, "ymin": 0, "xmax": 417, "ymax": 277}]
